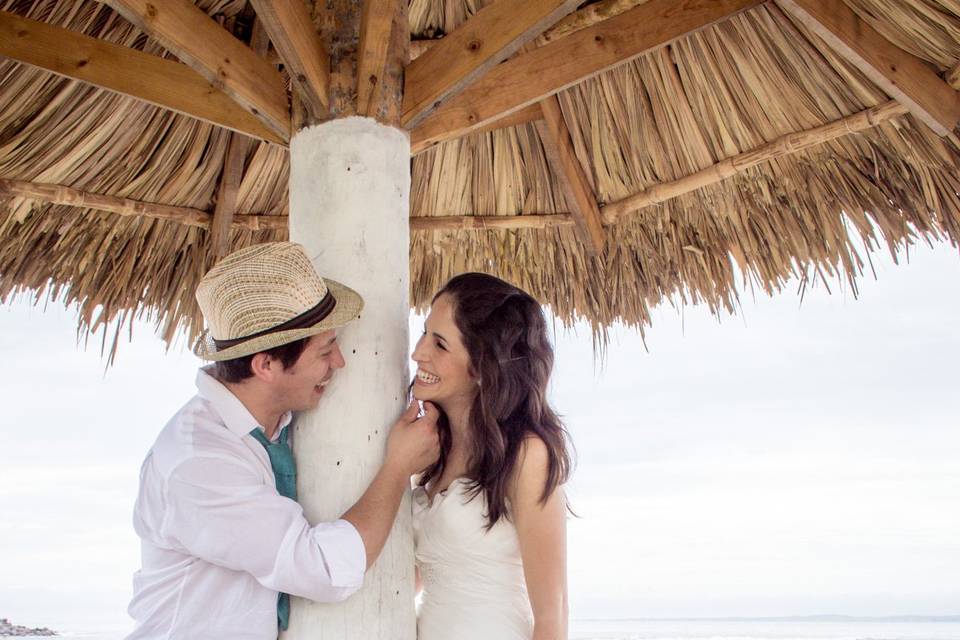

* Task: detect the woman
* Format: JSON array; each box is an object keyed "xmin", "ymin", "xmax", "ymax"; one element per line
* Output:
[{"xmin": 411, "ymin": 272, "xmax": 573, "ymax": 640}]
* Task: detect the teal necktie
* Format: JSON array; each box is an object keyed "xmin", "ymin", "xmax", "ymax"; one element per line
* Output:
[{"xmin": 250, "ymin": 425, "xmax": 296, "ymax": 631}]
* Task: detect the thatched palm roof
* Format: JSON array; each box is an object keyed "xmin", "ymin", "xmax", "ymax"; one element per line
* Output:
[{"xmin": 1, "ymin": 0, "xmax": 959, "ymax": 357}]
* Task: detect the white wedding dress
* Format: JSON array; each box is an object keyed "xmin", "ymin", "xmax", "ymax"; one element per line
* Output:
[{"xmin": 413, "ymin": 478, "xmax": 534, "ymax": 640}]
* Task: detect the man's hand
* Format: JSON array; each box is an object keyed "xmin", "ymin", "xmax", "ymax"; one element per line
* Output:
[
  {"xmin": 385, "ymin": 400, "xmax": 440, "ymax": 477},
  {"xmin": 342, "ymin": 401, "xmax": 441, "ymax": 569}
]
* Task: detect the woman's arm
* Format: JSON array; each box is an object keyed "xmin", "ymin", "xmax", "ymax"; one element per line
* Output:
[{"xmin": 512, "ymin": 437, "xmax": 569, "ymax": 640}]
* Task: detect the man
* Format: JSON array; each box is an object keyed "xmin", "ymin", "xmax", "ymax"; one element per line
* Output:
[{"xmin": 127, "ymin": 242, "xmax": 439, "ymax": 639}]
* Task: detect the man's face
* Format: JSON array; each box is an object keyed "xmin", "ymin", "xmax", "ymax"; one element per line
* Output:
[{"xmin": 272, "ymin": 330, "xmax": 345, "ymax": 413}]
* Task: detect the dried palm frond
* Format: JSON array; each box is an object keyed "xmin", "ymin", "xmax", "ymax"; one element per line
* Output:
[{"xmin": 0, "ymin": 0, "xmax": 958, "ymax": 361}]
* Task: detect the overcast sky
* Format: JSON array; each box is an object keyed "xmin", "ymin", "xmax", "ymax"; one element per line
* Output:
[{"xmin": 1, "ymin": 240, "xmax": 958, "ymax": 634}]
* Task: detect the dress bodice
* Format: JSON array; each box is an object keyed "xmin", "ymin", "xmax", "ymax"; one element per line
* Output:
[{"xmin": 413, "ymin": 478, "xmax": 533, "ymax": 640}]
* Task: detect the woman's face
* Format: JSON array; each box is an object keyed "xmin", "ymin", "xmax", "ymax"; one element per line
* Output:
[{"xmin": 411, "ymin": 293, "xmax": 477, "ymax": 413}]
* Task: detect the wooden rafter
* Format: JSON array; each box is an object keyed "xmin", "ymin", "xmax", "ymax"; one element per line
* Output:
[
  {"xmin": 410, "ymin": 103, "xmax": 543, "ymax": 154},
  {"xmin": 208, "ymin": 18, "xmax": 270, "ymax": 259},
  {"xmin": 250, "ymin": 14, "xmax": 272, "ymax": 60},
  {"xmin": 210, "ymin": 134, "xmax": 251, "ymax": 258},
  {"xmin": 248, "ymin": 0, "xmax": 329, "ymax": 119},
  {"xmin": 402, "ymin": 0, "xmax": 580, "ymax": 129},
  {"xmin": 0, "ymin": 179, "xmax": 287, "ymax": 231},
  {"xmin": 0, "ymin": 10, "xmax": 283, "ymax": 144},
  {"xmin": 408, "ymin": 0, "xmax": 649, "ymax": 62},
  {"xmin": 535, "ymin": 96, "xmax": 605, "ymax": 253},
  {"xmin": 945, "ymin": 62, "xmax": 960, "ymax": 90},
  {"xmin": 409, "ymin": 38, "xmax": 435, "ymax": 62},
  {"xmin": 777, "ymin": 0, "xmax": 960, "ymax": 137},
  {"xmin": 410, "ymin": 0, "xmax": 762, "ymax": 153},
  {"xmin": 357, "ymin": 0, "xmax": 404, "ymax": 119},
  {"xmin": 601, "ymin": 101, "xmax": 910, "ymax": 225},
  {"xmin": 106, "ymin": 0, "xmax": 289, "ymax": 140}
]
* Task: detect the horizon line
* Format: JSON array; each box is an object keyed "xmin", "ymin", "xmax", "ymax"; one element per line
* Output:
[{"xmin": 571, "ymin": 614, "xmax": 960, "ymax": 622}]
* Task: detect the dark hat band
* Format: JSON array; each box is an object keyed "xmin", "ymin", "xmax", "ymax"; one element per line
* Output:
[{"xmin": 213, "ymin": 290, "xmax": 338, "ymax": 351}]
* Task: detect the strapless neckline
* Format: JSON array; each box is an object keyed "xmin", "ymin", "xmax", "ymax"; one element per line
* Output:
[
  {"xmin": 413, "ymin": 476, "xmax": 533, "ymax": 640},
  {"xmin": 417, "ymin": 476, "xmax": 469, "ymax": 508}
]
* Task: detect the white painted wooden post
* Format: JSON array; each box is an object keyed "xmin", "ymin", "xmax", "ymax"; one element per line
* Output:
[{"xmin": 287, "ymin": 116, "xmax": 414, "ymax": 639}]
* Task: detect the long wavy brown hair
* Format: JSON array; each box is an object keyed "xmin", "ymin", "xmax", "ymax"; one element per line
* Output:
[{"xmin": 417, "ymin": 272, "xmax": 573, "ymax": 529}]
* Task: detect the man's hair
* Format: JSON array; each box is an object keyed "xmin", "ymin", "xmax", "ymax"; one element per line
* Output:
[{"xmin": 214, "ymin": 338, "xmax": 310, "ymax": 383}]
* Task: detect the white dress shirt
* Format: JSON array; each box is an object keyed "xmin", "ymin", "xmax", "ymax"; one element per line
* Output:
[{"xmin": 126, "ymin": 369, "xmax": 366, "ymax": 639}]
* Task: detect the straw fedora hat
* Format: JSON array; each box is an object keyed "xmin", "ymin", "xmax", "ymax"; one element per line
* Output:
[{"xmin": 194, "ymin": 242, "xmax": 364, "ymax": 361}]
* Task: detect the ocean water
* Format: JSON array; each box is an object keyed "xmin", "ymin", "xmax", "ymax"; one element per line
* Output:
[
  {"xmin": 568, "ymin": 619, "xmax": 960, "ymax": 640},
  {"xmin": 5, "ymin": 619, "xmax": 959, "ymax": 640}
]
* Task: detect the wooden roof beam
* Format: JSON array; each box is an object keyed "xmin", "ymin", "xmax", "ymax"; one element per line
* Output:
[
  {"xmin": 945, "ymin": 62, "xmax": 960, "ymax": 90},
  {"xmin": 535, "ymin": 96, "xmax": 605, "ymax": 253},
  {"xmin": 408, "ymin": 0, "xmax": 649, "ymax": 62},
  {"xmin": 106, "ymin": 0, "xmax": 289, "ymax": 141},
  {"xmin": 410, "ymin": 0, "xmax": 763, "ymax": 154},
  {"xmin": 410, "ymin": 103, "xmax": 543, "ymax": 152},
  {"xmin": 210, "ymin": 134, "xmax": 251, "ymax": 259},
  {"xmin": 210, "ymin": 18, "xmax": 271, "ymax": 259},
  {"xmin": 777, "ymin": 0, "xmax": 960, "ymax": 137},
  {"xmin": 0, "ymin": 10, "xmax": 284, "ymax": 144},
  {"xmin": 248, "ymin": 0, "xmax": 329, "ymax": 120},
  {"xmin": 357, "ymin": 0, "xmax": 405, "ymax": 120},
  {"xmin": 602, "ymin": 100, "xmax": 910, "ymax": 225},
  {"xmin": 402, "ymin": 0, "xmax": 580, "ymax": 129}
]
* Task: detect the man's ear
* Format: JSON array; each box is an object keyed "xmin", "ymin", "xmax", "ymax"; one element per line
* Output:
[{"xmin": 249, "ymin": 352, "xmax": 277, "ymax": 382}]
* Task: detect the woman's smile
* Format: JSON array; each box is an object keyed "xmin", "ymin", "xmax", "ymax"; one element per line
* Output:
[{"xmin": 415, "ymin": 368, "xmax": 441, "ymax": 385}]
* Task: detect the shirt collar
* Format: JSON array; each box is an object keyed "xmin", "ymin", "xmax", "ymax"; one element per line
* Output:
[{"xmin": 196, "ymin": 368, "xmax": 292, "ymax": 441}]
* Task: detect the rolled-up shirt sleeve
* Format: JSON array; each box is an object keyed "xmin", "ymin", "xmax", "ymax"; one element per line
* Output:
[{"xmin": 161, "ymin": 455, "xmax": 366, "ymax": 602}]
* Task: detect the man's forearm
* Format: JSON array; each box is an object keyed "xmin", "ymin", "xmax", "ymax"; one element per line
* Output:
[{"xmin": 340, "ymin": 461, "xmax": 408, "ymax": 569}]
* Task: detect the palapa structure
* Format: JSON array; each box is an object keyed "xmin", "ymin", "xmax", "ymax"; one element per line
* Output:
[
  {"xmin": 2, "ymin": 0, "xmax": 960, "ymax": 636},
  {"xmin": 2, "ymin": 0, "xmax": 959, "ymax": 351}
]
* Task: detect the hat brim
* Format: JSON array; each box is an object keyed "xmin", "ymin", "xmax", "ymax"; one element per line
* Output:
[{"xmin": 194, "ymin": 279, "xmax": 364, "ymax": 361}]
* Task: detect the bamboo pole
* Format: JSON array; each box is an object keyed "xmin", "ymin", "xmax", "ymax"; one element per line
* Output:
[
  {"xmin": 7, "ymin": 94, "xmax": 914, "ymax": 236},
  {"xmin": 0, "ymin": 179, "xmax": 287, "ymax": 231},
  {"xmin": 410, "ymin": 213, "xmax": 574, "ymax": 230},
  {"xmin": 0, "ymin": 178, "xmax": 575, "ymax": 232},
  {"xmin": 601, "ymin": 100, "xmax": 909, "ymax": 224},
  {"xmin": 535, "ymin": 0, "xmax": 647, "ymax": 45}
]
